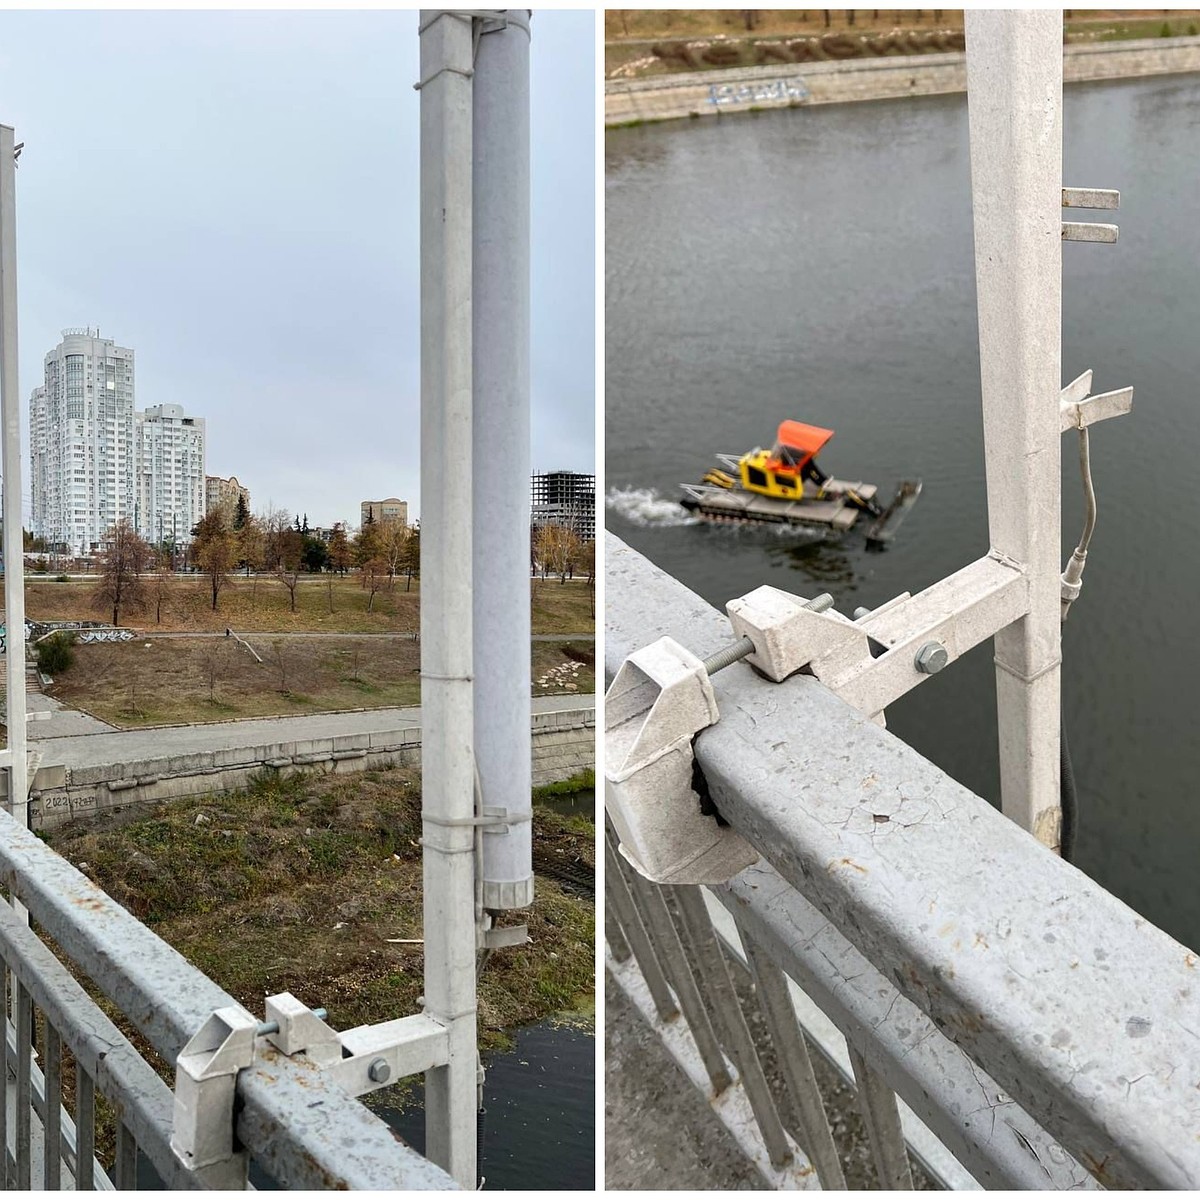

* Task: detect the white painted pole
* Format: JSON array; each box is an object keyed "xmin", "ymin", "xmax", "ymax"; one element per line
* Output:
[
  {"xmin": 418, "ymin": 11, "xmax": 478, "ymax": 1188},
  {"xmin": 965, "ymin": 11, "xmax": 1063, "ymax": 848},
  {"xmin": 0, "ymin": 126, "xmax": 28, "ymax": 828},
  {"xmin": 473, "ymin": 10, "xmax": 534, "ymax": 913}
]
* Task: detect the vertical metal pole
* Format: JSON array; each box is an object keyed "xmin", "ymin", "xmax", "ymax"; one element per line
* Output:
[
  {"xmin": 966, "ymin": 11, "xmax": 1063, "ymax": 848},
  {"xmin": 0, "ymin": 126, "xmax": 27, "ymax": 828},
  {"xmin": 474, "ymin": 10, "xmax": 533, "ymax": 913},
  {"xmin": 419, "ymin": 10, "xmax": 478, "ymax": 1188}
]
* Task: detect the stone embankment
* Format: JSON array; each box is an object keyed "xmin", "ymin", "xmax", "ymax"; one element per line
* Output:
[
  {"xmin": 605, "ymin": 35, "xmax": 1200, "ymax": 125},
  {"xmin": 7, "ymin": 697, "xmax": 595, "ymax": 829}
]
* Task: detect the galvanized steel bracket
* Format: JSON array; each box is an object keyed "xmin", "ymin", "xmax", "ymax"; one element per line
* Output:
[
  {"xmin": 605, "ymin": 636, "xmax": 758, "ymax": 884},
  {"xmin": 727, "ymin": 585, "xmax": 870, "ymax": 686},
  {"xmin": 170, "ymin": 1005, "xmax": 258, "ymax": 1188}
]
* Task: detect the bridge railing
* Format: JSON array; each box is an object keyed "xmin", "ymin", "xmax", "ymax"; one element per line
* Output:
[
  {"xmin": 0, "ymin": 804, "xmax": 455, "ymax": 1190},
  {"xmin": 605, "ymin": 533, "xmax": 1200, "ymax": 1191}
]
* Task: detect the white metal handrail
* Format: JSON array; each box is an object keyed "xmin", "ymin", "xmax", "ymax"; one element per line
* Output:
[{"xmin": 605, "ymin": 533, "xmax": 1200, "ymax": 1190}]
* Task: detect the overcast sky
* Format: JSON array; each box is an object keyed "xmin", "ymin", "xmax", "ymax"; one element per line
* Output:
[{"xmin": 0, "ymin": 9, "xmax": 594, "ymax": 528}]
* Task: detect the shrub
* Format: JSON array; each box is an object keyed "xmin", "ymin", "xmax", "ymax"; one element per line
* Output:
[
  {"xmin": 1160, "ymin": 21, "xmax": 1172, "ymax": 36},
  {"xmin": 54, "ymin": 574, "xmax": 69, "ymax": 583},
  {"xmin": 1189, "ymin": 23, "xmax": 1197, "ymax": 35},
  {"xmin": 37, "ymin": 632, "xmax": 76, "ymax": 675}
]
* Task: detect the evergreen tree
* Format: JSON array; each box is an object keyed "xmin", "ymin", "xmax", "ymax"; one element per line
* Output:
[{"xmin": 233, "ymin": 493, "xmax": 249, "ymax": 531}]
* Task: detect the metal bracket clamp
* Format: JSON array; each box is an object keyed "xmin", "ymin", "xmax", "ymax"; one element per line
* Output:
[
  {"xmin": 726, "ymin": 585, "xmax": 872, "ymax": 687},
  {"xmin": 170, "ymin": 1006, "xmax": 258, "ymax": 1188},
  {"xmin": 605, "ymin": 636, "xmax": 757, "ymax": 885}
]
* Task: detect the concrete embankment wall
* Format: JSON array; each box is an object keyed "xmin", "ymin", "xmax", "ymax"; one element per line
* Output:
[
  {"xmin": 605, "ymin": 36, "xmax": 1200, "ymax": 126},
  {"xmin": 20, "ymin": 706, "xmax": 595, "ymax": 830}
]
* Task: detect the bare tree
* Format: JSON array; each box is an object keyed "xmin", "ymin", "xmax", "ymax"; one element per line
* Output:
[
  {"xmin": 270, "ymin": 639, "xmax": 290, "ymax": 693},
  {"xmin": 92, "ymin": 520, "xmax": 152, "ymax": 626},
  {"xmin": 535, "ymin": 521, "xmax": 582, "ymax": 585},
  {"xmin": 262, "ymin": 508, "xmax": 304, "ymax": 613},
  {"xmin": 152, "ymin": 549, "xmax": 173, "ymax": 625},
  {"xmin": 199, "ymin": 642, "xmax": 229, "ymax": 706},
  {"xmin": 192, "ymin": 511, "xmax": 237, "ymax": 612}
]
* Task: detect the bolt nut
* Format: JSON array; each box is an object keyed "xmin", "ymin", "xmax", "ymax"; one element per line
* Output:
[
  {"xmin": 852, "ymin": 606, "xmax": 871, "ymax": 621},
  {"xmin": 367, "ymin": 1057, "xmax": 391, "ymax": 1084},
  {"xmin": 914, "ymin": 642, "xmax": 949, "ymax": 675}
]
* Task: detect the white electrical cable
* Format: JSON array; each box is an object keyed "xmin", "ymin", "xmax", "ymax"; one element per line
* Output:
[{"xmin": 1061, "ymin": 426, "xmax": 1097, "ymax": 622}]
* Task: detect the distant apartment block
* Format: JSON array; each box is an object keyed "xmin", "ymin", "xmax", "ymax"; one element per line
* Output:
[
  {"xmin": 134, "ymin": 404, "xmax": 207, "ymax": 547},
  {"xmin": 30, "ymin": 329, "xmax": 136, "ymax": 555},
  {"xmin": 30, "ymin": 330, "xmax": 209, "ymax": 556},
  {"xmin": 361, "ymin": 498, "xmax": 409, "ymax": 527},
  {"xmin": 205, "ymin": 474, "xmax": 250, "ymax": 524},
  {"xmin": 531, "ymin": 470, "xmax": 596, "ymax": 542}
]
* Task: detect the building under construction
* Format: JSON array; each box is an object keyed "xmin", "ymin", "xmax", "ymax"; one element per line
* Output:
[{"xmin": 531, "ymin": 469, "xmax": 595, "ymax": 541}]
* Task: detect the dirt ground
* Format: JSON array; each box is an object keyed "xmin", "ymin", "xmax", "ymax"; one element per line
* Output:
[
  {"xmin": 22, "ymin": 574, "xmax": 594, "ymax": 636},
  {"xmin": 45, "ymin": 636, "xmax": 595, "ymax": 727},
  {"xmin": 47, "ymin": 767, "xmax": 596, "ymax": 1047},
  {"xmin": 604, "ymin": 9, "xmax": 1200, "ymax": 79}
]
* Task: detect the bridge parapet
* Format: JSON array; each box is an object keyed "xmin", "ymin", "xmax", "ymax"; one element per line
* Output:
[{"xmin": 605, "ymin": 533, "xmax": 1200, "ymax": 1190}]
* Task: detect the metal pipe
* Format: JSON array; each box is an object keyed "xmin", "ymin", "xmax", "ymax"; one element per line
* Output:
[
  {"xmin": 473, "ymin": 9, "xmax": 533, "ymax": 913},
  {"xmin": 418, "ymin": 9, "xmax": 479, "ymax": 1188},
  {"xmin": 965, "ymin": 11, "xmax": 1063, "ymax": 848},
  {"xmin": 0, "ymin": 125, "xmax": 28, "ymax": 828}
]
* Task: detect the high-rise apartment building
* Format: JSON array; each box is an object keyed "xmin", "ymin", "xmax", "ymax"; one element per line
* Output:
[
  {"xmin": 30, "ymin": 330, "xmax": 208, "ymax": 556},
  {"xmin": 361, "ymin": 498, "xmax": 409, "ymax": 527},
  {"xmin": 205, "ymin": 475, "xmax": 250, "ymax": 525},
  {"xmin": 531, "ymin": 471, "xmax": 596, "ymax": 542},
  {"xmin": 30, "ymin": 329, "xmax": 136, "ymax": 555},
  {"xmin": 134, "ymin": 405, "xmax": 207, "ymax": 547}
]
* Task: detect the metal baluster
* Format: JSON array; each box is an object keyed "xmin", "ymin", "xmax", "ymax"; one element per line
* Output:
[
  {"xmin": 736, "ymin": 922, "xmax": 847, "ymax": 1189},
  {"xmin": 613, "ymin": 854, "xmax": 731, "ymax": 1094},
  {"xmin": 669, "ymin": 885, "xmax": 793, "ymax": 1169},
  {"xmin": 848, "ymin": 1045, "xmax": 914, "ymax": 1189},
  {"xmin": 75, "ymin": 1069, "xmax": 95, "ymax": 1191},
  {"xmin": 42, "ymin": 1021, "xmax": 61, "ymax": 1190},
  {"xmin": 603, "ymin": 887, "xmax": 632, "ymax": 964},
  {"xmin": 115, "ymin": 1121, "xmax": 136, "ymax": 1190},
  {"xmin": 604, "ymin": 836, "xmax": 677, "ymax": 1020},
  {"xmin": 0, "ymin": 964, "xmax": 8, "ymax": 1191},
  {"xmin": 14, "ymin": 981, "xmax": 29, "ymax": 1190}
]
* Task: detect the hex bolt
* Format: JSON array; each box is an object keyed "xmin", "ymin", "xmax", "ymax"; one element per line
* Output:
[
  {"xmin": 914, "ymin": 642, "xmax": 949, "ymax": 675},
  {"xmin": 702, "ymin": 593, "xmax": 835, "ymax": 675},
  {"xmin": 368, "ymin": 1057, "xmax": 391, "ymax": 1084}
]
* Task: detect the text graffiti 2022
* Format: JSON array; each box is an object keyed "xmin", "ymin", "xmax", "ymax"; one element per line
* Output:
[{"xmin": 708, "ymin": 78, "xmax": 809, "ymax": 107}]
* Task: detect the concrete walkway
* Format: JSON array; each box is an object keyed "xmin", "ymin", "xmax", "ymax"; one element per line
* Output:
[{"xmin": 34, "ymin": 692, "xmax": 596, "ymax": 771}]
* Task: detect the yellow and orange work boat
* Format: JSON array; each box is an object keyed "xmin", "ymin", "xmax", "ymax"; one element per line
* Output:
[{"xmin": 680, "ymin": 420, "xmax": 921, "ymax": 547}]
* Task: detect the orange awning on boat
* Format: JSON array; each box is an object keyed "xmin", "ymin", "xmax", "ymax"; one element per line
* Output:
[{"xmin": 776, "ymin": 421, "xmax": 834, "ymax": 457}]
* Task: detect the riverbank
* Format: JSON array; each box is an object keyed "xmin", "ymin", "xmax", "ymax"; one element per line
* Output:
[
  {"xmin": 45, "ymin": 766, "xmax": 595, "ymax": 1047},
  {"xmin": 605, "ymin": 34, "xmax": 1200, "ymax": 126}
]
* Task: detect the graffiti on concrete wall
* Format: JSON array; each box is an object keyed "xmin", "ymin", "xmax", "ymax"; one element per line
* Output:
[
  {"xmin": 708, "ymin": 78, "xmax": 809, "ymax": 106},
  {"xmin": 76, "ymin": 629, "xmax": 135, "ymax": 645}
]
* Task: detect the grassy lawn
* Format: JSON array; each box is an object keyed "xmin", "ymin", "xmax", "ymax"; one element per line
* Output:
[
  {"xmin": 21, "ymin": 574, "xmax": 594, "ymax": 636},
  {"xmin": 48, "ymin": 636, "xmax": 595, "ymax": 727},
  {"xmin": 44, "ymin": 768, "xmax": 595, "ymax": 1043},
  {"xmin": 41, "ymin": 768, "xmax": 595, "ymax": 1164}
]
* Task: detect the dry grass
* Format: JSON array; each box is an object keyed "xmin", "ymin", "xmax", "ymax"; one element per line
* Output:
[
  {"xmin": 48, "ymin": 637, "xmax": 595, "ymax": 727},
  {"xmin": 23, "ymin": 575, "xmax": 594, "ymax": 636},
  {"xmin": 604, "ymin": 9, "xmax": 1200, "ymax": 79},
  {"xmin": 46, "ymin": 767, "xmax": 595, "ymax": 1044}
]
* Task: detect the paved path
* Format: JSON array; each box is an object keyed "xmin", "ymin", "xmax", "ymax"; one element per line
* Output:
[
  {"xmin": 27, "ymin": 692, "xmax": 114, "ymax": 739},
  {"xmin": 33, "ymin": 692, "xmax": 596, "ymax": 771},
  {"xmin": 135, "ymin": 631, "xmax": 594, "ymax": 641}
]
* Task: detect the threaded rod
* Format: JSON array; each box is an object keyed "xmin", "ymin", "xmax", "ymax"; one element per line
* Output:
[{"xmin": 702, "ymin": 593, "xmax": 834, "ymax": 675}]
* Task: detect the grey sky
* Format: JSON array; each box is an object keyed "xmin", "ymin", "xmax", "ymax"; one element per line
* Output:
[{"xmin": 0, "ymin": 8, "xmax": 594, "ymax": 528}]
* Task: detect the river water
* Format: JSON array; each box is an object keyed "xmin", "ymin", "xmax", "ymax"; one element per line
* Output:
[{"xmin": 606, "ymin": 75, "xmax": 1200, "ymax": 953}]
